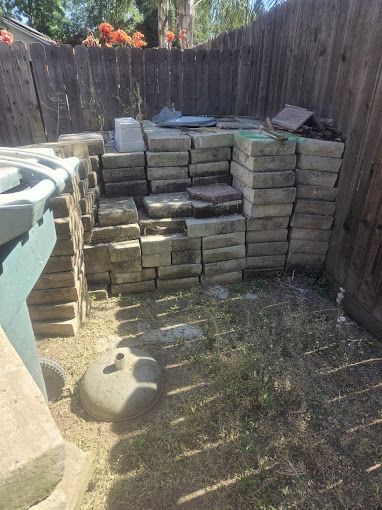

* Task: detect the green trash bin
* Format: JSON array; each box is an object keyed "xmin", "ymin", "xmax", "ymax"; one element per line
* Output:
[{"xmin": 0, "ymin": 148, "xmax": 79, "ymax": 398}]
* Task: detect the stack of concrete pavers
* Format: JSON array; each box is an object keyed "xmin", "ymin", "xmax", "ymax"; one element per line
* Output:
[
  {"xmin": 231, "ymin": 132, "xmax": 296, "ymax": 277},
  {"xmin": 27, "ymin": 144, "xmax": 91, "ymax": 337},
  {"xmin": 84, "ymin": 197, "xmax": 141, "ymax": 292},
  {"xmin": 101, "ymin": 149, "xmax": 147, "ymax": 206},
  {"xmin": 189, "ymin": 132, "xmax": 233, "ymax": 187},
  {"xmin": 145, "ymin": 126, "xmax": 191, "ymax": 194},
  {"xmin": 287, "ymin": 138, "xmax": 344, "ymax": 269}
]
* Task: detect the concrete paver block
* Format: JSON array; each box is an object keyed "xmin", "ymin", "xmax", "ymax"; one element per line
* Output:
[
  {"xmin": 103, "ymin": 167, "xmax": 145, "ymax": 183},
  {"xmin": 203, "ymin": 257, "xmax": 246, "ymax": 276},
  {"xmin": 290, "ymin": 213, "xmax": 334, "ymax": 230},
  {"xmin": 149, "ymin": 179, "xmax": 192, "ymax": 194},
  {"xmin": 111, "ymin": 280, "xmax": 156, "ymax": 294},
  {"xmin": 295, "ymin": 169, "xmax": 338, "ymax": 187},
  {"xmin": 58, "ymin": 132, "xmax": 104, "ymax": 155},
  {"xmin": 187, "ymin": 184, "xmax": 241, "ymax": 204},
  {"xmin": 232, "ymin": 147, "xmax": 296, "ymax": 171},
  {"xmin": 233, "ymin": 179, "xmax": 296, "ymax": 204},
  {"xmin": 98, "ymin": 198, "xmax": 138, "ymax": 227},
  {"xmin": 191, "ymin": 175, "xmax": 232, "ymax": 187},
  {"xmin": 294, "ymin": 199, "xmax": 336, "ymax": 216},
  {"xmin": 233, "ymin": 131, "xmax": 296, "ymax": 156},
  {"xmin": 172, "ymin": 251, "xmax": 201, "ymax": 265},
  {"xmin": 190, "ymin": 131, "xmax": 234, "ymax": 149},
  {"xmin": 110, "ymin": 268, "xmax": 155, "ymax": 284},
  {"xmin": 246, "ymin": 255, "xmax": 285, "ymax": 269},
  {"xmin": 144, "ymin": 193, "xmax": 192, "ymax": 218},
  {"xmin": 109, "ymin": 239, "xmax": 141, "ymax": 263},
  {"xmin": 297, "ymin": 154, "xmax": 342, "ymax": 172},
  {"xmin": 246, "ymin": 216, "xmax": 290, "ymax": 230},
  {"xmin": 203, "ymin": 244, "xmax": 245, "ymax": 263},
  {"xmin": 247, "ymin": 242, "xmax": 288, "ymax": 256},
  {"xmin": 200, "ymin": 271, "xmax": 243, "ymax": 286},
  {"xmin": 171, "ymin": 235, "xmax": 201, "ymax": 252},
  {"xmin": 102, "ymin": 151, "xmax": 144, "ymax": 169},
  {"xmin": 246, "ymin": 229, "xmax": 288, "ymax": 243},
  {"xmin": 192, "ymin": 199, "xmax": 242, "ymax": 219},
  {"xmin": 296, "ymin": 184, "xmax": 338, "ymax": 202},
  {"xmin": 289, "ymin": 227, "xmax": 332, "ymax": 242},
  {"xmin": 157, "ymin": 264, "xmax": 202, "ymax": 279},
  {"xmin": 190, "ymin": 147, "xmax": 231, "ymax": 164},
  {"xmin": 243, "ymin": 199, "xmax": 293, "ymax": 218},
  {"xmin": 156, "ymin": 277, "xmax": 200, "ymax": 290},
  {"xmin": 286, "ymin": 252, "xmax": 326, "ymax": 267},
  {"xmin": 296, "ymin": 138, "xmax": 345, "ymax": 158},
  {"xmin": 289, "ymin": 239, "xmax": 329, "ymax": 255},
  {"xmin": 147, "ymin": 151, "xmax": 189, "ymax": 167},
  {"xmin": 147, "ymin": 166, "xmax": 189, "ymax": 180},
  {"xmin": 202, "ymin": 231, "xmax": 245, "ymax": 250},
  {"xmin": 230, "ymin": 161, "xmax": 295, "ymax": 189},
  {"xmin": 142, "ymin": 253, "xmax": 171, "ymax": 267},
  {"xmin": 186, "ymin": 215, "xmax": 245, "ymax": 237},
  {"xmin": 140, "ymin": 235, "xmax": 173, "ymax": 254},
  {"xmin": 105, "ymin": 180, "xmax": 147, "ymax": 198},
  {"xmin": 90, "ymin": 224, "xmax": 140, "ymax": 244},
  {"xmin": 189, "ymin": 161, "xmax": 230, "ymax": 177},
  {"xmin": 145, "ymin": 129, "xmax": 191, "ymax": 152}
]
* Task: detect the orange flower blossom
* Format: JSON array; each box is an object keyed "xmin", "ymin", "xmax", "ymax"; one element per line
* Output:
[
  {"xmin": 99, "ymin": 22, "xmax": 114, "ymax": 45},
  {"xmin": 132, "ymin": 32, "xmax": 147, "ymax": 48},
  {"xmin": 111, "ymin": 29, "xmax": 131, "ymax": 46},
  {"xmin": 166, "ymin": 31, "xmax": 174, "ymax": 42},
  {"xmin": 179, "ymin": 29, "xmax": 187, "ymax": 39},
  {"xmin": 0, "ymin": 30, "xmax": 13, "ymax": 44}
]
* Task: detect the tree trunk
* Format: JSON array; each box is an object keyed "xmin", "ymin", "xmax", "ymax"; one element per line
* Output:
[
  {"xmin": 158, "ymin": 0, "xmax": 169, "ymax": 48},
  {"xmin": 178, "ymin": 0, "xmax": 195, "ymax": 48}
]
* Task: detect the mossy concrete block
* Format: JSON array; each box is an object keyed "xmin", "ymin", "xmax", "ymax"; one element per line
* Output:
[
  {"xmin": 232, "ymin": 148, "xmax": 296, "ymax": 171},
  {"xmin": 233, "ymin": 131, "xmax": 296, "ymax": 156},
  {"xmin": 98, "ymin": 198, "xmax": 138, "ymax": 227},
  {"xmin": 190, "ymin": 147, "xmax": 231, "ymax": 164},
  {"xmin": 102, "ymin": 151, "xmax": 144, "ymax": 169},
  {"xmin": 0, "ymin": 327, "xmax": 66, "ymax": 510},
  {"xmin": 146, "ymin": 151, "xmax": 189, "ymax": 167}
]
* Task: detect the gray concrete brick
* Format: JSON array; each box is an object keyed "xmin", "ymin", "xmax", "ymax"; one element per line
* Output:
[
  {"xmin": 109, "ymin": 239, "xmax": 141, "ymax": 263},
  {"xmin": 172, "ymin": 251, "xmax": 201, "ymax": 264},
  {"xmin": 203, "ymin": 258, "xmax": 246, "ymax": 276},
  {"xmin": 110, "ymin": 259, "xmax": 143, "ymax": 273},
  {"xmin": 145, "ymin": 130, "xmax": 191, "ymax": 152},
  {"xmin": 110, "ymin": 268, "xmax": 155, "ymax": 284},
  {"xmin": 289, "ymin": 227, "xmax": 332, "ymax": 242},
  {"xmin": 243, "ymin": 199, "xmax": 293, "ymax": 218},
  {"xmin": 247, "ymin": 242, "xmax": 288, "ymax": 256},
  {"xmin": 141, "ymin": 235, "xmax": 173, "ymax": 254},
  {"xmin": 290, "ymin": 213, "xmax": 334, "ymax": 230},
  {"xmin": 246, "ymin": 229, "xmax": 288, "ymax": 243},
  {"xmin": 233, "ymin": 178, "xmax": 296, "ymax": 204},
  {"xmin": 190, "ymin": 147, "xmax": 231, "ymax": 164},
  {"xmin": 103, "ymin": 167, "xmax": 145, "ymax": 183},
  {"xmin": 111, "ymin": 280, "xmax": 156, "ymax": 294},
  {"xmin": 297, "ymin": 154, "xmax": 342, "ymax": 172},
  {"xmin": 189, "ymin": 161, "xmax": 230, "ymax": 177},
  {"xmin": 139, "ymin": 212, "xmax": 186, "ymax": 236},
  {"xmin": 156, "ymin": 277, "xmax": 200, "ymax": 290},
  {"xmin": 86, "ymin": 272, "xmax": 110, "ymax": 285},
  {"xmin": 102, "ymin": 151, "xmax": 144, "ymax": 169},
  {"xmin": 98, "ymin": 197, "xmax": 138, "ymax": 226},
  {"xmin": 246, "ymin": 255, "xmax": 285, "ymax": 269},
  {"xmin": 84, "ymin": 243, "xmax": 110, "ymax": 264},
  {"xmin": 246, "ymin": 216, "xmax": 290, "ymax": 230},
  {"xmin": 105, "ymin": 180, "xmax": 147, "ymax": 198},
  {"xmin": 294, "ymin": 199, "xmax": 336, "ymax": 216},
  {"xmin": 58, "ymin": 132, "xmax": 104, "ymax": 155},
  {"xmin": 171, "ymin": 235, "xmax": 201, "ymax": 252},
  {"xmin": 191, "ymin": 199, "xmax": 242, "ymax": 219},
  {"xmin": 295, "ymin": 169, "xmax": 337, "ymax": 187},
  {"xmin": 244, "ymin": 268, "xmax": 284, "ymax": 279},
  {"xmin": 149, "ymin": 179, "xmax": 192, "ymax": 194},
  {"xmin": 286, "ymin": 252, "xmax": 326, "ymax": 267},
  {"xmin": 157, "ymin": 264, "xmax": 202, "ymax": 279},
  {"xmin": 232, "ymin": 147, "xmax": 296, "ymax": 171},
  {"xmin": 147, "ymin": 166, "xmax": 189, "ymax": 180},
  {"xmin": 202, "ymin": 231, "xmax": 245, "ymax": 250},
  {"xmin": 234, "ymin": 132, "xmax": 296, "ymax": 156},
  {"xmin": 203, "ymin": 244, "xmax": 245, "ymax": 264},
  {"xmin": 296, "ymin": 184, "xmax": 338, "ymax": 201},
  {"xmin": 90, "ymin": 224, "xmax": 140, "ymax": 244},
  {"xmin": 142, "ymin": 252, "xmax": 171, "ymax": 267},
  {"xmin": 144, "ymin": 193, "xmax": 192, "ymax": 218},
  {"xmin": 289, "ymin": 239, "xmax": 329, "ymax": 255},
  {"xmin": 230, "ymin": 161, "xmax": 295, "ymax": 188},
  {"xmin": 190, "ymin": 131, "xmax": 234, "ymax": 149},
  {"xmin": 90, "ymin": 155, "xmax": 99, "ymax": 171},
  {"xmin": 186, "ymin": 215, "xmax": 246, "ymax": 237},
  {"xmin": 200, "ymin": 271, "xmax": 243, "ymax": 286},
  {"xmin": 88, "ymin": 171, "xmax": 98, "ymax": 188},
  {"xmin": 296, "ymin": 138, "xmax": 345, "ymax": 158},
  {"xmin": 147, "ymin": 151, "xmax": 189, "ymax": 167},
  {"xmin": 191, "ymin": 174, "xmax": 232, "ymax": 187}
]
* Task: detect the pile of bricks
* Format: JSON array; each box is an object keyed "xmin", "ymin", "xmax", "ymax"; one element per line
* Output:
[
  {"xmin": 27, "ymin": 144, "xmax": 91, "ymax": 337},
  {"xmin": 231, "ymin": 132, "xmax": 296, "ymax": 277},
  {"xmin": 287, "ymin": 138, "xmax": 344, "ymax": 269}
]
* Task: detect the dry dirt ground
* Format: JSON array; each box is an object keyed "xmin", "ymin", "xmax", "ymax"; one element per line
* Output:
[{"xmin": 37, "ymin": 275, "xmax": 382, "ymax": 510}]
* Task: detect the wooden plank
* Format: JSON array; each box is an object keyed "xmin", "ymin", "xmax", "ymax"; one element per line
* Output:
[
  {"xmin": 207, "ymin": 49, "xmax": 220, "ymax": 116},
  {"xmin": 257, "ymin": 8, "xmax": 276, "ymax": 119},
  {"xmin": 0, "ymin": 42, "xmax": 32, "ymax": 145},
  {"xmin": 130, "ymin": 48, "xmax": 145, "ymax": 119},
  {"xmin": 103, "ymin": 46, "xmax": 121, "ymax": 129},
  {"xmin": 231, "ymin": 48, "xmax": 240, "ymax": 116},
  {"xmin": 271, "ymin": 2, "xmax": 291, "ymax": 115},
  {"xmin": 116, "ymin": 46, "xmax": 132, "ymax": 117},
  {"xmin": 74, "ymin": 45, "xmax": 98, "ymax": 131},
  {"xmin": 265, "ymin": 4, "xmax": 285, "ymax": 118},
  {"xmin": 183, "ymin": 49, "xmax": 196, "ymax": 115},
  {"xmin": 170, "ymin": 49, "xmax": 183, "ymax": 111},
  {"xmin": 195, "ymin": 48, "xmax": 208, "ymax": 115},
  {"xmin": 279, "ymin": 0, "xmax": 300, "ymax": 109},
  {"xmin": 44, "ymin": 45, "xmax": 72, "ymax": 136},
  {"xmin": 0, "ymin": 55, "xmax": 19, "ymax": 146},
  {"xmin": 219, "ymin": 49, "xmax": 233, "ymax": 116},
  {"xmin": 58, "ymin": 44, "xmax": 85, "ymax": 134},
  {"xmin": 235, "ymin": 45, "xmax": 252, "ymax": 116},
  {"xmin": 87, "ymin": 46, "xmax": 108, "ymax": 131},
  {"xmin": 248, "ymin": 13, "xmax": 264, "ymax": 117},
  {"xmin": 29, "ymin": 43, "xmax": 57, "ymax": 141},
  {"xmin": 12, "ymin": 41, "xmax": 46, "ymax": 143},
  {"xmin": 157, "ymin": 48, "xmax": 170, "ymax": 110},
  {"xmin": 144, "ymin": 48, "xmax": 158, "ymax": 120}
]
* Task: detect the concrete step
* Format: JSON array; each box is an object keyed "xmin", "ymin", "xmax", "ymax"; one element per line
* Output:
[
  {"xmin": 187, "ymin": 183, "xmax": 241, "ymax": 204},
  {"xmin": 143, "ymin": 193, "xmax": 192, "ymax": 219}
]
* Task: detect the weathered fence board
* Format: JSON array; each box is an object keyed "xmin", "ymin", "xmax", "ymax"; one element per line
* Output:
[
  {"xmin": 104, "ymin": 46, "xmax": 122, "ymax": 126},
  {"xmin": 116, "ymin": 47, "xmax": 132, "ymax": 117},
  {"xmin": 144, "ymin": 48, "xmax": 158, "ymax": 120},
  {"xmin": 195, "ymin": 48, "xmax": 208, "ymax": 115},
  {"xmin": 170, "ymin": 49, "xmax": 183, "ymax": 110},
  {"xmin": 157, "ymin": 48, "xmax": 170, "ymax": 112},
  {"xmin": 207, "ymin": 49, "xmax": 221, "ymax": 116},
  {"xmin": 74, "ymin": 45, "xmax": 99, "ymax": 131},
  {"xmin": 183, "ymin": 49, "xmax": 196, "ymax": 115}
]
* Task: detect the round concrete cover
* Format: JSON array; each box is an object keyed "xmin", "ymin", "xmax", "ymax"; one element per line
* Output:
[{"xmin": 80, "ymin": 347, "xmax": 164, "ymax": 421}]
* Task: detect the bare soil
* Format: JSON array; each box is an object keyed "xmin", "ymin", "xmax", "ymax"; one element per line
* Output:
[{"xmin": 37, "ymin": 275, "xmax": 382, "ymax": 510}]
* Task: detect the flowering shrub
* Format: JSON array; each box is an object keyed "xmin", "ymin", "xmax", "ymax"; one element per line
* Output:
[
  {"xmin": 179, "ymin": 29, "xmax": 189, "ymax": 49},
  {"xmin": 132, "ymin": 32, "xmax": 147, "ymax": 48},
  {"xmin": 82, "ymin": 31, "xmax": 100, "ymax": 47},
  {"xmin": 99, "ymin": 22, "xmax": 114, "ymax": 46},
  {"xmin": 166, "ymin": 30, "xmax": 174, "ymax": 50},
  {"xmin": 0, "ymin": 30, "xmax": 13, "ymax": 44},
  {"xmin": 111, "ymin": 29, "xmax": 131, "ymax": 46}
]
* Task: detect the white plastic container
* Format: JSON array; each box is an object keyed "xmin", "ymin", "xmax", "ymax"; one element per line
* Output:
[{"xmin": 115, "ymin": 117, "xmax": 145, "ymax": 152}]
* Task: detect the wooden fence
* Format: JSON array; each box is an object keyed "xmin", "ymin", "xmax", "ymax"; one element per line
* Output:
[{"xmin": 1, "ymin": 0, "xmax": 382, "ymax": 335}]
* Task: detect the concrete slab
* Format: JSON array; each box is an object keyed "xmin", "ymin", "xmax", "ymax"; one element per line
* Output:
[
  {"xmin": 243, "ymin": 199, "xmax": 293, "ymax": 218},
  {"xmin": 102, "ymin": 151, "xmax": 145, "ymax": 169},
  {"xmin": 191, "ymin": 199, "xmax": 242, "ymax": 219},
  {"xmin": 147, "ymin": 166, "xmax": 189, "ymax": 180},
  {"xmin": 233, "ymin": 179, "xmax": 296, "ymax": 204},
  {"xmin": 187, "ymin": 183, "xmax": 241, "ymax": 204},
  {"xmin": 144, "ymin": 193, "xmax": 192, "ymax": 218},
  {"xmin": 190, "ymin": 147, "xmax": 231, "ymax": 164},
  {"xmin": 186, "ymin": 215, "xmax": 245, "ymax": 237},
  {"xmin": 233, "ymin": 131, "xmax": 296, "ymax": 156},
  {"xmin": 296, "ymin": 138, "xmax": 345, "ymax": 158},
  {"xmin": 103, "ymin": 167, "xmax": 145, "ymax": 182},
  {"xmin": 149, "ymin": 179, "xmax": 192, "ymax": 194},
  {"xmin": 98, "ymin": 198, "xmax": 138, "ymax": 226},
  {"xmin": 190, "ymin": 131, "xmax": 234, "ymax": 149}
]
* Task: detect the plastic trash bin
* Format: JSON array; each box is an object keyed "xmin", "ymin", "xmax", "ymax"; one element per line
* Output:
[{"xmin": 0, "ymin": 148, "xmax": 79, "ymax": 398}]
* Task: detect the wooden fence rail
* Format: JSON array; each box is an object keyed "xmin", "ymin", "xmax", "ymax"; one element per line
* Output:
[{"xmin": 1, "ymin": 0, "xmax": 382, "ymax": 335}]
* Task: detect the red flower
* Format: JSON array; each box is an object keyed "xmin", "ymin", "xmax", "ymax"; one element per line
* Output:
[
  {"xmin": 166, "ymin": 31, "xmax": 174, "ymax": 42},
  {"xmin": 99, "ymin": 23, "xmax": 114, "ymax": 35},
  {"xmin": 132, "ymin": 32, "xmax": 147, "ymax": 48},
  {"xmin": 0, "ymin": 30, "xmax": 13, "ymax": 44},
  {"xmin": 111, "ymin": 29, "xmax": 131, "ymax": 46}
]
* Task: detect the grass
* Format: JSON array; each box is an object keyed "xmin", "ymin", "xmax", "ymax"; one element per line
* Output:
[{"xmin": 37, "ymin": 275, "xmax": 382, "ymax": 510}]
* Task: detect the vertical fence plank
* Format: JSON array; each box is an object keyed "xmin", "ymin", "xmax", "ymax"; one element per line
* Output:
[
  {"xmin": 144, "ymin": 48, "xmax": 158, "ymax": 120},
  {"xmin": 0, "ymin": 42, "xmax": 32, "ymax": 145},
  {"xmin": 74, "ymin": 45, "xmax": 99, "ymax": 131},
  {"xmin": 235, "ymin": 45, "xmax": 252, "ymax": 116},
  {"xmin": 207, "ymin": 49, "xmax": 221, "ymax": 116},
  {"xmin": 248, "ymin": 12, "xmax": 264, "ymax": 117},
  {"xmin": 170, "ymin": 49, "xmax": 183, "ymax": 111},
  {"xmin": 157, "ymin": 48, "xmax": 170, "ymax": 111},
  {"xmin": 130, "ymin": 48, "xmax": 145, "ymax": 118},
  {"xmin": 116, "ymin": 46, "xmax": 132, "ymax": 117},
  {"xmin": 0, "ymin": 56, "xmax": 19, "ymax": 146},
  {"xmin": 87, "ymin": 46, "xmax": 108, "ymax": 131},
  {"xmin": 195, "ymin": 48, "xmax": 208, "ymax": 115},
  {"xmin": 104, "ymin": 47, "xmax": 122, "ymax": 128},
  {"xmin": 183, "ymin": 49, "xmax": 196, "ymax": 115},
  {"xmin": 219, "ymin": 49, "xmax": 233, "ymax": 116},
  {"xmin": 231, "ymin": 48, "xmax": 241, "ymax": 116},
  {"xmin": 58, "ymin": 44, "xmax": 85, "ymax": 133},
  {"xmin": 45, "ymin": 45, "xmax": 72, "ymax": 135},
  {"xmin": 12, "ymin": 41, "xmax": 46, "ymax": 143},
  {"xmin": 257, "ymin": 8, "xmax": 276, "ymax": 119}
]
